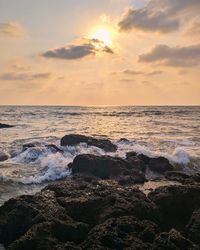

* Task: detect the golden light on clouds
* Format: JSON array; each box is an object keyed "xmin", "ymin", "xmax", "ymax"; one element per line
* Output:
[{"xmin": 91, "ymin": 27, "xmax": 113, "ymax": 46}]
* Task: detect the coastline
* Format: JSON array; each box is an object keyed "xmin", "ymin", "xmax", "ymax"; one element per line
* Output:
[{"xmin": 0, "ymin": 134, "xmax": 200, "ymax": 249}]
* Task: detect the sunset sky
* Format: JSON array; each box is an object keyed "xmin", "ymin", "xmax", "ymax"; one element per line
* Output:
[{"xmin": 0, "ymin": 0, "xmax": 199, "ymax": 105}]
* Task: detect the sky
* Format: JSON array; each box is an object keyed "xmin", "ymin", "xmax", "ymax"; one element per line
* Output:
[{"xmin": 0, "ymin": 0, "xmax": 199, "ymax": 105}]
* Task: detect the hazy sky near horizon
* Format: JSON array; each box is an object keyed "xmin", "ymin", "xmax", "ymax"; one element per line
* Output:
[{"xmin": 0, "ymin": 0, "xmax": 199, "ymax": 105}]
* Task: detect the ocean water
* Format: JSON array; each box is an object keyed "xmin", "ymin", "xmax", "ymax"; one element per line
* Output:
[{"xmin": 0, "ymin": 106, "xmax": 200, "ymax": 205}]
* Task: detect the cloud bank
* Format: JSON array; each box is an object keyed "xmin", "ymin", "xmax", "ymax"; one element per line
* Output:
[
  {"xmin": 139, "ymin": 44, "xmax": 200, "ymax": 67},
  {"xmin": 0, "ymin": 72, "xmax": 51, "ymax": 81},
  {"xmin": 118, "ymin": 0, "xmax": 200, "ymax": 33}
]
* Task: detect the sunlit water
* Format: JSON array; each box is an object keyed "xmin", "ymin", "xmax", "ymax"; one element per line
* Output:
[{"xmin": 0, "ymin": 106, "xmax": 200, "ymax": 205}]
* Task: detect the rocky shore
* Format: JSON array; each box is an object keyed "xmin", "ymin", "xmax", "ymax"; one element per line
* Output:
[{"xmin": 0, "ymin": 134, "xmax": 200, "ymax": 249}]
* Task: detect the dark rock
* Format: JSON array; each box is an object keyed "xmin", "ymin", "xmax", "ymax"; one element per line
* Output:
[
  {"xmin": 118, "ymin": 138, "xmax": 129, "ymax": 143},
  {"xmin": 47, "ymin": 177, "xmax": 160, "ymax": 226},
  {"xmin": 22, "ymin": 143, "xmax": 36, "ymax": 151},
  {"xmin": 126, "ymin": 151, "xmax": 138, "ymax": 158},
  {"xmin": 71, "ymin": 154, "xmax": 130, "ymax": 179},
  {"xmin": 153, "ymin": 229, "xmax": 198, "ymax": 250},
  {"xmin": 45, "ymin": 144, "xmax": 64, "ymax": 153},
  {"xmin": 148, "ymin": 157, "xmax": 174, "ymax": 173},
  {"xmin": 0, "ymin": 123, "xmax": 14, "ymax": 129},
  {"xmin": 138, "ymin": 154, "xmax": 151, "ymax": 164},
  {"xmin": 148, "ymin": 184, "xmax": 200, "ymax": 230},
  {"xmin": 83, "ymin": 216, "xmax": 159, "ymax": 249},
  {"xmin": 0, "ymin": 190, "xmax": 70, "ymax": 247},
  {"xmin": 60, "ymin": 134, "xmax": 117, "ymax": 152},
  {"xmin": 0, "ymin": 152, "xmax": 9, "ymax": 162},
  {"xmin": 126, "ymin": 156, "xmax": 146, "ymax": 172},
  {"xmin": 186, "ymin": 209, "xmax": 200, "ymax": 245},
  {"xmin": 165, "ymin": 171, "xmax": 190, "ymax": 182},
  {"xmin": 70, "ymin": 154, "xmax": 146, "ymax": 184}
]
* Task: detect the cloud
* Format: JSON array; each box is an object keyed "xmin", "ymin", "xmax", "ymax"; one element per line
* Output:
[
  {"xmin": 184, "ymin": 20, "xmax": 200, "ymax": 37},
  {"xmin": 42, "ymin": 39, "xmax": 113, "ymax": 60},
  {"xmin": 123, "ymin": 70, "xmax": 144, "ymax": 75},
  {"xmin": 139, "ymin": 44, "xmax": 200, "ymax": 67},
  {"xmin": 0, "ymin": 72, "xmax": 51, "ymax": 81},
  {"xmin": 118, "ymin": 0, "xmax": 200, "ymax": 33},
  {"xmin": 122, "ymin": 69, "xmax": 163, "ymax": 76},
  {"xmin": 0, "ymin": 22, "xmax": 25, "ymax": 37}
]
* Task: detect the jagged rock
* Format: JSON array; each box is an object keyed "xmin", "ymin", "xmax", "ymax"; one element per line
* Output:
[
  {"xmin": 138, "ymin": 154, "xmax": 151, "ymax": 164},
  {"xmin": 0, "ymin": 123, "xmax": 14, "ymax": 129},
  {"xmin": 70, "ymin": 154, "xmax": 146, "ymax": 183},
  {"xmin": 148, "ymin": 184, "xmax": 200, "ymax": 230},
  {"xmin": 45, "ymin": 144, "xmax": 64, "ymax": 153},
  {"xmin": 148, "ymin": 157, "xmax": 174, "ymax": 173},
  {"xmin": 165, "ymin": 171, "xmax": 190, "ymax": 182},
  {"xmin": 0, "ymin": 152, "xmax": 9, "ymax": 162},
  {"xmin": 83, "ymin": 216, "xmax": 160, "ymax": 249},
  {"xmin": 60, "ymin": 134, "xmax": 117, "ymax": 152},
  {"xmin": 153, "ymin": 229, "xmax": 198, "ymax": 250},
  {"xmin": 126, "ymin": 155, "xmax": 146, "ymax": 172},
  {"xmin": 186, "ymin": 209, "xmax": 200, "ymax": 245},
  {"xmin": 0, "ymin": 177, "xmax": 160, "ymax": 249}
]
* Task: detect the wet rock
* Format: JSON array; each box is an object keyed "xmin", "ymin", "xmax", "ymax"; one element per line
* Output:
[
  {"xmin": 70, "ymin": 154, "xmax": 146, "ymax": 184},
  {"xmin": 126, "ymin": 156, "xmax": 146, "ymax": 172},
  {"xmin": 118, "ymin": 138, "xmax": 130, "ymax": 143},
  {"xmin": 165, "ymin": 171, "xmax": 190, "ymax": 182},
  {"xmin": 148, "ymin": 184, "xmax": 200, "ymax": 230},
  {"xmin": 45, "ymin": 144, "xmax": 64, "ymax": 154},
  {"xmin": 153, "ymin": 229, "xmax": 198, "ymax": 250},
  {"xmin": 71, "ymin": 154, "xmax": 130, "ymax": 179},
  {"xmin": 148, "ymin": 157, "xmax": 174, "ymax": 173},
  {"xmin": 0, "ymin": 123, "xmax": 14, "ymax": 129},
  {"xmin": 0, "ymin": 190, "xmax": 70, "ymax": 247},
  {"xmin": 22, "ymin": 143, "xmax": 36, "ymax": 151},
  {"xmin": 60, "ymin": 134, "xmax": 117, "ymax": 152},
  {"xmin": 186, "ymin": 209, "xmax": 200, "ymax": 245},
  {"xmin": 138, "ymin": 154, "xmax": 151, "ymax": 164},
  {"xmin": 126, "ymin": 151, "xmax": 138, "ymax": 158},
  {"xmin": 83, "ymin": 216, "xmax": 159, "ymax": 249},
  {"xmin": 0, "ymin": 152, "xmax": 9, "ymax": 162}
]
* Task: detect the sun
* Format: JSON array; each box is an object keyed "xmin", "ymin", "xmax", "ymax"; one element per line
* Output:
[{"xmin": 90, "ymin": 27, "xmax": 113, "ymax": 47}]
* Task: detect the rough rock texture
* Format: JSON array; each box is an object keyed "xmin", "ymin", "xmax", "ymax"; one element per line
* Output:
[
  {"xmin": 0, "ymin": 152, "xmax": 9, "ymax": 162},
  {"xmin": 60, "ymin": 134, "xmax": 117, "ymax": 152},
  {"xmin": 186, "ymin": 209, "xmax": 200, "ymax": 245},
  {"xmin": 148, "ymin": 157, "xmax": 174, "ymax": 173},
  {"xmin": 0, "ymin": 176, "xmax": 162, "ymax": 249},
  {"xmin": 153, "ymin": 229, "xmax": 198, "ymax": 250},
  {"xmin": 148, "ymin": 184, "xmax": 200, "ymax": 230},
  {"xmin": 70, "ymin": 154, "xmax": 146, "ymax": 183},
  {"xmin": 0, "ymin": 150, "xmax": 200, "ymax": 249},
  {"xmin": 0, "ymin": 123, "xmax": 14, "ymax": 129}
]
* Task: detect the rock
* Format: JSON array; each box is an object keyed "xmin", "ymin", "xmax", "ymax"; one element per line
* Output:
[
  {"xmin": 0, "ymin": 176, "xmax": 160, "ymax": 249},
  {"xmin": 70, "ymin": 154, "xmax": 146, "ymax": 183},
  {"xmin": 138, "ymin": 154, "xmax": 151, "ymax": 164},
  {"xmin": 60, "ymin": 134, "xmax": 117, "ymax": 152},
  {"xmin": 126, "ymin": 151, "xmax": 138, "ymax": 158},
  {"xmin": 148, "ymin": 157, "xmax": 174, "ymax": 173},
  {"xmin": 165, "ymin": 171, "xmax": 190, "ymax": 182},
  {"xmin": 0, "ymin": 152, "xmax": 9, "ymax": 162},
  {"xmin": 22, "ymin": 143, "xmax": 36, "ymax": 151},
  {"xmin": 118, "ymin": 138, "xmax": 129, "ymax": 143},
  {"xmin": 0, "ymin": 123, "xmax": 14, "ymax": 129},
  {"xmin": 153, "ymin": 229, "xmax": 198, "ymax": 250},
  {"xmin": 148, "ymin": 184, "xmax": 200, "ymax": 230},
  {"xmin": 126, "ymin": 156, "xmax": 146, "ymax": 172},
  {"xmin": 0, "ymin": 190, "xmax": 70, "ymax": 247},
  {"xmin": 45, "ymin": 144, "xmax": 64, "ymax": 153},
  {"xmin": 186, "ymin": 209, "xmax": 200, "ymax": 245},
  {"xmin": 71, "ymin": 154, "xmax": 129, "ymax": 179},
  {"xmin": 83, "ymin": 216, "xmax": 160, "ymax": 249}
]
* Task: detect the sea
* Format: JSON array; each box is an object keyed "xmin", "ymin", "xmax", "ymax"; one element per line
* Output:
[{"xmin": 0, "ymin": 106, "xmax": 200, "ymax": 205}]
